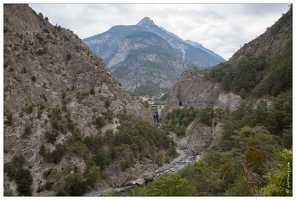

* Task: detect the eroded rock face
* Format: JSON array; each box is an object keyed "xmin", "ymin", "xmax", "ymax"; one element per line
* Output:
[
  {"xmin": 214, "ymin": 92, "xmax": 243, "ymax": 111},
  {"xmin": 177, "ymin": 120, "xmax": 224, "ymax": 154},
  {"xmin": 178, "ymin": 121, "xmax": 212, "ymax": 154},
  {"xmin": 104, "ymin": 158, "xmax": 158, "ymax": 187},
  {"xmin": 164, "ymin": 68, "xmax": 242, "ymax": 117}
]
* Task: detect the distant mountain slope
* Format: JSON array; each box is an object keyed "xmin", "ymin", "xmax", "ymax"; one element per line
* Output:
[
  {"xmin": 84, "ymin": 17, "xmax": 225, "ymax": 68},
  {"xmin": 108, "ymin": 31, "xmax": 193, "ymax": 96},
  {"xmin": 83, "ymin": 17, "xmax": 225, "ymax": 96},
  {"xmin": 134, "ymin": 17, "xmax": 225, "ymax": 66}
]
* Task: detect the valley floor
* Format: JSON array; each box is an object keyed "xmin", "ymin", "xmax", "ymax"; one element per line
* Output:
[{"xmin": 84, "ymin": 132, "xmax": 203, "ymax": 196}]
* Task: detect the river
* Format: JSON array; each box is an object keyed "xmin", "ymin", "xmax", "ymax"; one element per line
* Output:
[{"xmin": 84, "ymin": 134, "xmax": 204, "ymax": 196}]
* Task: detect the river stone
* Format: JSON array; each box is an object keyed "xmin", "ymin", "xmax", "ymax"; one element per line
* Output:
[
  {"xmin": 142, "ymin": 172, "xmax": 155, "ymax": 181},
  {"xmin": 126, "ymin": 178, "xmax": 145, "ymax": 186}
]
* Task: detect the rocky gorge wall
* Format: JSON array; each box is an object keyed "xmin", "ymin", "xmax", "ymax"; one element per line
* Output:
[
  {"xmin": 163, "ymin": 68, "xmax": 243, "ymax": 154},
  {"xmin": 4, "ymin": 4, "xmax": 155, "ymax": 195},
  {"xmin": 164, "ymin": 68, "xmax": 242, "ymax": 115}
]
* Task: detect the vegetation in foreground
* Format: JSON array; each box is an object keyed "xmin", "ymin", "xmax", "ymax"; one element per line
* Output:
[{"xmin": 110, "ymin": 90, "xmax": 292, "ymax": 196}]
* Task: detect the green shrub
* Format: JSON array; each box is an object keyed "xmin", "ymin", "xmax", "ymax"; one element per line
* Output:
[
  {"xmin": 92, "ymin": 115, "xmax": 106, "ymax": 129},
  {"xmin": 104, "ymin": 99, "xmax": 111, "ymax": 108},
  {"xmin": 120, "ymin": 160, "xmax": 129, "ymax": 171},
  {"xmin": 76, "ymin": 91, "xmax": 89, "ymax": 103},
  {"xmin": 83, "ymin": 134, "xmax": 103, "ymax": 153},
  {"xmin": 37, "ymin": 12, "xmax": 44, "ymax": 20},
  {"xmin": 15, "ymin": 168, "xmax": 33, "ymax": 196},
  {"xmin": 12, "ymin": 154, "xmax": 26, "ymax": 168},
  {"xmin": 131, "ymin": 174, "xmax": 197, "ymax": 196},
  {"xmin": 84, "ymin": 164, "xmax": 100, "ymax": 188},
  {"xmin": 25, "ymin": 105, "xmax": 33, "ymax": 114},
  {"xmin": 4, "ymin": 113, "xmax": 12, "ymax": 126},
  {"xmin": 66, "ymin": 51, "xmax": 72, "ymax": 61},
  {"xmin": 45, "ymin": 130, "xmax": 58, "ymax": 144},
  {"xmin": 40, "ymin": 94, "xmax": 47, "ymax": 102},
  {"xmin": 102, "ymin": 109, "xmax": 114, "ymax": 123},
  {"xmin": 63, "ymin": 172, "xmax": 86, "ymax": 196},
  {"xmin": 73, "ymin": 141, "xmax": 89, "ymax": 159},
  {"xmin": 31, "ymin": 75, "xmax": 36, "ymax": 82},
  {"xmin": 198, "ymin": 107, "xmax": 213, "ymax": 126},
  {"xmin": 22, "ymin": 125, "xmax": 32, "ymax": 138},
  {"xmin": 261, "ymin": 149, "xmax": 292, "ymax": 196},
  {"xmin": 4, "ymin": 189, "xmax": 14, "ymax": 196},
  {"xmin": 39, "ymin": 144, "xmax": 47, "ymax": 157},
  {"xmin": 44, "ymin": 181, "xmax": 54, "ymax": 191},
  {"xmin": 4, "ymin": 162, "xmax": 16, "ymax": 180},
  {"xmin": 90, "ymin": 87, "xmax": 95, "ymax": 95},
  {"xmin": 63, "ymin": 35, "xmax": 70, "ymax": 41},
  {"xmin": 42, "ymin": 143, "xmax": 66, "ymax": 164},
  {"xmin": 43, "ymin": 28, "xmax": 50, "ymax": 33},
  {"xmin": 21, "ymin": 67, "xmax": 27, "ymax": 74},
  {"xmin": 4, "ymin": 26, "xmax": 9, "ymax": 33},
  {"xmin": 94, "ymin": 148, "xmax": 110, "ymax": 169},
  {"xmin": 17, "ymin": 179, "xmax": 32, "ymax": 196},
  {"xmin": 8, "ymin": 66, "xmax": 14, "ymax": 72},
  {"xmin": 37, "ymin": 108, "xmax": 43, "ymax": 119}
]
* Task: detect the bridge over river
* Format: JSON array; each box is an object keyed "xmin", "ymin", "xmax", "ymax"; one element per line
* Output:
[{"xmin": 150, "ymin": 104, "xmax": 165, "ymax": 124}]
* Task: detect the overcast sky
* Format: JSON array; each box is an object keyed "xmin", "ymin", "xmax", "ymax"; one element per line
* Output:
[{"xmin": 29, "ymin": 3, "xmax": 291, "ymax": 60}]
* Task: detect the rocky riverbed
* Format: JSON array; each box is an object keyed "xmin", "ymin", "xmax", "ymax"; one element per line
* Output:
[{"xmin": 84, "ymin": 133, "xmax": 204, "ymax": 196}]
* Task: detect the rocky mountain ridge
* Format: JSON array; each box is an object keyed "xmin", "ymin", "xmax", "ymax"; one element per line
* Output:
[
  {"xmin": 83, "ymin": 17, "xmax": 225, "ymax": 96},
  {"xmin": 4, "ymin": 4, "xmax": 167, "ymax": 196},
  {"xmin": 84, "ymin": 17, "xmax": 225, "ymax": 67}
]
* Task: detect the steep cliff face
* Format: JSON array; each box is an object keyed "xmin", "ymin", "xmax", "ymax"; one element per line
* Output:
[
  {"xmin": 4, "ymin": 4, "xmax": 154, "ymax": 195},
  {"xmin": 164, "ymin": 68, "xmax": 242, "ymax": 116}
]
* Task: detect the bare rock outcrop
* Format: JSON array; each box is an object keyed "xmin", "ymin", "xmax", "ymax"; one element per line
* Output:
[
  {"xmin": 178, "ymin": 120, "xmax": 212, "ymax": 154},
  {"xmin": 213, "ymin": 92, "xmax": 243, "ymax": 111},
  {"xmin": 104, "ymin": 158, "xmax": 158, "ymax": 188},
  {"xmin": 163, "ymin": 68, "xmax": 242, "ymax": 118}
]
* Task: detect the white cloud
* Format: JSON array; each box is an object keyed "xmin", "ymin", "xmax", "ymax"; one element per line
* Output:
[{"xmin": 29, "ymin": 3, "xmax": 290, "ymax": 60}]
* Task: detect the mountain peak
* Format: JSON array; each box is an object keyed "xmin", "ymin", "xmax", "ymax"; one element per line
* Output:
[{"xmin": 137, "ymin": 17, "xmax": 155, "ymax": 26}]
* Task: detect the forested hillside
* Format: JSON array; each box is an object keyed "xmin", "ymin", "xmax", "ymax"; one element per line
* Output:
[
  {"xmin": 207, "ymin": 5, "xmax": 292, "ymax": 98},
  {"xmin": 109, "ymin": 5, "xmax": 292, "ymax": 196}
]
